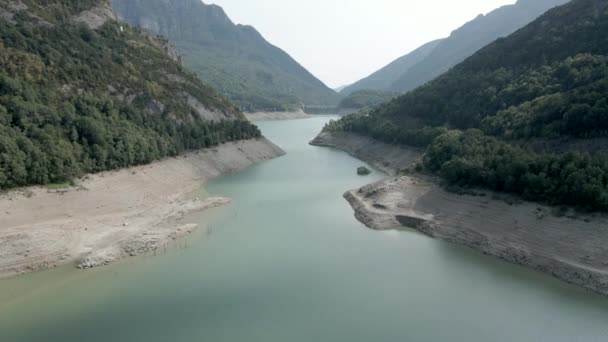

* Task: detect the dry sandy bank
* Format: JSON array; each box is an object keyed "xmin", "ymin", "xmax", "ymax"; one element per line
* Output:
[
  {"xmin": 313, "ymin": 131, "xmax": 608, "ymax": 296},
  {"xmin": 0, "ymin": 138, "xmax": 284, "ymax": 278},
  {"xmin": 311, "ymin": 131, "xmax": 422, "ymax": 175},
  {"xmin": 245, "ymin": 110, "xmax": 311, "ymax": 121}
]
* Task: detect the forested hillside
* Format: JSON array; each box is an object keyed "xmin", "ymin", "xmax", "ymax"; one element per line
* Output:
[
  {"xmin": 337, "ymin": 90, "xmax": 397, "ymax": 111},
  {"xmin": 111, "ymin": 0, "xmax": 341, "ymax": 112},
  {"xmin": 343, "ymin": 0, "xmax": 568, "ymax": 97},
  {"xmin": 390, "ymin": 0, "xmax": 570, "ymax": 93},
  {"xmin": 326, "ymin": 0, "xmax": 608, "ymax": 211},
  {"xmin": 340, "ymin": 40, "xmax": 442, "ymax": 96},
  {"xmin": 0, "ymin": 0, "xmax": 261, "ymax": 190}
]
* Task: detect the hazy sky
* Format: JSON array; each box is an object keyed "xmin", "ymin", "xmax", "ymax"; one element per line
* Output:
[{"xmin": 206, "ymin": 0, "xmax": 516, "ymax": 88}]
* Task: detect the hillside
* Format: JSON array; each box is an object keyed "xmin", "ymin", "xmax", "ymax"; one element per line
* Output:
[
  {"xmin": 325, "ymin": 0, "xmax": 608, "ymax": 211},
  {"xmin": 344, "ymin": 0, "xmax": 568, "ymax": 96},
  {"xmin": 0, "ymin": 0, "xmax": 261, "ymax": 190},
  {"xmin": 390, "ymin": 0, "xmax": 570, "ymax": 93},
  {"xmin": 337, "ymin": 89, "xmax": 397, "ymax": 111},
  {"xmin": 111, "ymin": 0, "xmax": 341, "ymax": 112},
  {"xmin": 341, "ymin": 39, "xmax": 442, "ymax": 96}
]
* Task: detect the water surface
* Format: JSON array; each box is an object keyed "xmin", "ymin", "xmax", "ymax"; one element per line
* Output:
[{"xmin": 1, "ymin": 117, "xmax": 608, "ymax": 341}]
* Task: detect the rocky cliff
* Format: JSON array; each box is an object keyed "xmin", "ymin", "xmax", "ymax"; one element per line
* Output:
[{"xmin": 73, "ymin": 0, "xmax": 116, "ymax": 29}]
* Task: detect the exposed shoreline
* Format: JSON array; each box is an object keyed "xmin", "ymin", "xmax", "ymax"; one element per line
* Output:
[
  {"xmin": 245, "ymin": 110, "xmax": 311, "ymax": 121},
  {"xmin": 311, "ymin": 131, "xmax": 608, "ymax": 296},
  {"xmin": 0, "ymin": 138, "xmax": 285, "ymax": 279},
  {"xmin": 311, "ymin": 131, "xmax": 421, "ymax": 175}
]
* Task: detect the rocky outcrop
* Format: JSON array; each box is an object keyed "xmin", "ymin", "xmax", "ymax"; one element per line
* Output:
[
  {"xmin": 145, "ymin": 35, "xmax": 182, "ymax": 64},
  {"xmin": 74, "ymin": 0, "xmax": 117, "ymax": 29},
  {"xmin": 186, "ymin": 94, "xmax": 235, "ymax": 122},
  {"xmin": 357, "ymin": 166, "xmax": 372, "ymax": 176}
]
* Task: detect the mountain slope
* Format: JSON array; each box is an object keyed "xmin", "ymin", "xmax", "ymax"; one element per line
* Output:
[
  {"xmin": 0, "ymin": 0, "xmax": 261, "ymax": 189},
  {"xmin": 111, "ymin": 0, "xmax": 340, "ymax": 112},
  {"xmin": 341, "ymin": 39, "xmax": 442, "ymax": 96},
  {"xmin": 337, "ymin": 89, "xmax": 397, "ymax": 111},
  {"xmin": 326, "ymin": 0, "xmax": 608, "ymax": 211},
  {"xmin": 389, "ymin": 0, "xmax": 570, "ymax": 93},
  {"xmin": 376, "ymin": 0, "xmax": 608, "ymax": 133}
]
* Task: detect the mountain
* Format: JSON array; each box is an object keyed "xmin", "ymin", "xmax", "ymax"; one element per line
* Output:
[
  {"xmin": 343, "ymin": 0, "xmax": 569, "ymax": 96},
  {"xmin": 0, "ymin": 0, "xmax": 261, "ymax": 190},
  {"xmin": 326, "ymin": 0, "xmax": 608, "ymax": 211},
  {"xmin": 389, "ymin": 0, "xmax": 571, "ymax": 93},
  {"xmin": 341, "ymin": 39, "xmax": 443, "ymax": 96},
  {"xmin": 111, "ymin": 0, "xmax": 341, "ymax": 112}
]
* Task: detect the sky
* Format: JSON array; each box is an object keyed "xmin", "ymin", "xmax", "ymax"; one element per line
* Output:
[{"xmin": 206, "ymin": 0, "xmax": 517, "ymax": 89}]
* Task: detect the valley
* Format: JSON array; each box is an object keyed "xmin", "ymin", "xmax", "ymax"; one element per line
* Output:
[
  {"xmin": 2, "ymin": 117, "xmax": 608, "ymax": 342},
  {"xmin": 1, "ymin": 0, "xmax": 608, "ymax": 340}
]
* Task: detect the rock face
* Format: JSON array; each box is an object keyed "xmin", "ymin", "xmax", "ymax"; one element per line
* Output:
[
  {"xmin": 73, "ymin": 0, "xmax": 117, "ymax": 29},
  {"xmin": 357, "ymin": 166, "xmax": 372, "ymax": 176},
  {"xmin": 186, "ymin": 94, "xmax": 233, "ymax": 122},
  {"xmin": 71, "ymin": 0, "xmax": 183, "ymax": 64}
]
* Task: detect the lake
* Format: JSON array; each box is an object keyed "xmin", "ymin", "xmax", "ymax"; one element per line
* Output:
[{"xmin": 1, "ymin": 117, "xmax": 608, "ymax": 341}]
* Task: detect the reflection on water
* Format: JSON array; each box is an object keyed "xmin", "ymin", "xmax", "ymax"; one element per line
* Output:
[{"xmin": 0, "ymin": 117, "xmax": 607, "ymax": 342}]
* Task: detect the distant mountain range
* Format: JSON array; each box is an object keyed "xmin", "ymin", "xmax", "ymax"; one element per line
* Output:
[
  {"xmin": 341, "ymin": 39, "xmax": 442, "ymax": 96},
  {"xmin": 112, "ymin": 0, "xmax": 340, "ymax": 112},
  {"xmin": 343, "ymin": 0, "xmax": 570, "ymax": 96}
]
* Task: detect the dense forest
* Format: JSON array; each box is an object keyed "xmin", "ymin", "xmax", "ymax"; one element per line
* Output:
[
  {"xmin": 337, "ymin": 90, "xmax": 397, "ymax": 111},
  {"xmin": 424, "ymin": 130, "xmax": 608, "ymax": 211},
  {"xmin": 0, "ymin": 0, "xmax": 261, "ymax": 190},
  {"xmin": 326, "ymin": 0, "xmax": 608, "ymax": 211},
  {"xmin": 111, "ymin": 0, "xmax": 341, "ymax": 112}
]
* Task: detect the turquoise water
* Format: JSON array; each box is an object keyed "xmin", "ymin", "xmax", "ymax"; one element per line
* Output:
[{"xmin": 1, "ymin": 117, "xmax": 608, "ymax": 341}]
